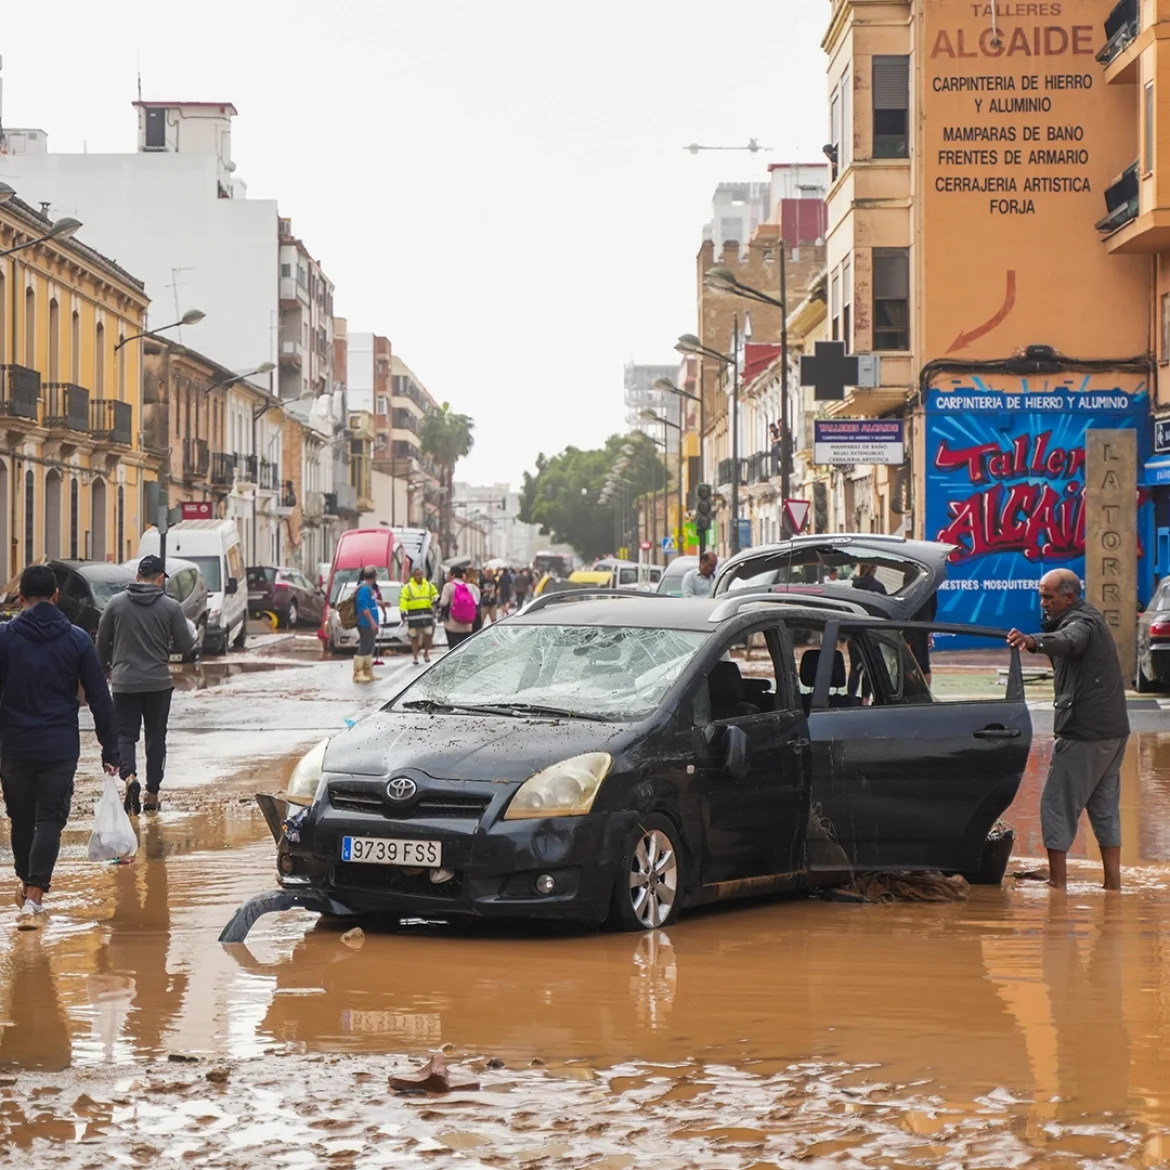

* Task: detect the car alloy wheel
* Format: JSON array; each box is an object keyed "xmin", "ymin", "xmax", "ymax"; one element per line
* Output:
[
  {"xmin": 287, "ymin": 601, "xmax": 298, "ymax": 629},
  {"xmin": 610, "ymin": 814, "xmax": 683, "ymax": 932}
]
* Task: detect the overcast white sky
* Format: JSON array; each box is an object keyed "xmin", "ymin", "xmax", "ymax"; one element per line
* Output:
[{"xmin": 1, "ymin": 1, "xmax": 828, "ymax": 485}]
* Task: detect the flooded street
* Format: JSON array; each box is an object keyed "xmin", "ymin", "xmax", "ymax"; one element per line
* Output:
[{"xmin": 2, "ymin": 645, "xmax": 1170, "ymax": 1166}]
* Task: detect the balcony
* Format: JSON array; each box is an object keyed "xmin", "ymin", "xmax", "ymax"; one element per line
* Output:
[
  {"xmin": 90, "ymin": 399, "xmax": 132, "ymax": 446},
  {"xmin": 280, "ymin": 340, "xmax": 303, "ymax": 368},
  {"xmin": 42, "ymin": 382, "xmax": 90, "ymax": 433},
  {"xmin": 183, "ymin": 438, "xmax": 210, "ymax": 479},
  {"xmin": 1098, "ymin": 0, "xmax": 1138, "ymax": 68},
  {"xmin": 259, "ymin": 458, "xmax": 280, "ymax": 492},
  {"xmin": 1096, "ymin": 162, "xmax": 1157, "ymax": 249},
  {"xmin": 717, "ymin": 457, "xmax": 734, "ymax": 486},
  {"xmin": 0, "ymin": 364, "xmax": 41, "ymax": 421},
  {"xmin": 303, "ymin": 490, "xmax": 325, "ymax": 519},
  {"xmin": 210, "ymin": 452, "xmax": 237, "ymax": 487},
  {"xmin": 280, "ymin": 480, "xmax": 296, "ymax": 508},
  {"xmin": 746, "ymin": 452, "xmax": 770, "ymax": 485}
]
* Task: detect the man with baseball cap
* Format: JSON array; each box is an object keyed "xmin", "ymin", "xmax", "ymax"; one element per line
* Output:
[{"xmin": 97, "ymin": 555, "xmax": 195, "ymax": 813}]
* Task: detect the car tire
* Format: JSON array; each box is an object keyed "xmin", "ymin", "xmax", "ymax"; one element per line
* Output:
[
  {"xmin": 233, "ymin": 620, "xmax": 247, "ymax": 651},
  {"xmin": 286, "ymin": 601, "xmax": 299, "ymax": 630},
  {"xmin": 607, "ymin": 814, "xmax": 685, "ymax": 932},
  {"xmin": 194, "ymin": 617, "xmax": 207, "ymax": 657},
  {"xmin": 1137, "ymin": 659, "xmax": 1156, "ymax": 693}
]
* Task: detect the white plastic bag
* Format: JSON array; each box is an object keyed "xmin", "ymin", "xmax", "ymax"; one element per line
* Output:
[{"xmin": 87, "ymin": 775, "xmax": 139, "ymax": 862}]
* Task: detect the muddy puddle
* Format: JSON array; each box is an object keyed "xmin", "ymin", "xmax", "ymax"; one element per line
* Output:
[{"xmin": 3, "ymin": 727, "xmax": 1170, "ymax": 1164}]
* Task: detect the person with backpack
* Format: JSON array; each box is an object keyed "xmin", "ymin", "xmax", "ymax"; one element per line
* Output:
[{"xmin": 440, "ymin": 566, "xmax": 480, "ymax": 648}]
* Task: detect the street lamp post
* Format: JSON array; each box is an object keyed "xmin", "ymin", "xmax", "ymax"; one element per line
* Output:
[
  {"xmin": 640, "ymin": 408, "xmax": 684, "ymax": 559},
  {"xmin": 116, "ymin": 308, "xmax": 206, "ymax": 351},
  {"xmin": 654, "ymin": 374, "xmax": 703, "ymax": 548},
  {"xmin": 704, "ymin": 253, "xmax": 791, "ymax": 522}
]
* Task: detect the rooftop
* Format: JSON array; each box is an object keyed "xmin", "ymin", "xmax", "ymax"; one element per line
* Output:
[{"xmin": 132, "ymin": 101, "xmax": 238, "ymax": 115}]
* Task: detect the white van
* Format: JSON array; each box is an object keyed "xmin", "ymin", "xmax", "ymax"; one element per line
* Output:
[{"xmin": 138, "ymin": 520, "xmax": 247, "ymax": 654}]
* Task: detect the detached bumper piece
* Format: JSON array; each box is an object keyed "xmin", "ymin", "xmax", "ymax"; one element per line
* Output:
[{"xmin": 218, "ymin": 888, "xmax": 359, "ymax": 944}]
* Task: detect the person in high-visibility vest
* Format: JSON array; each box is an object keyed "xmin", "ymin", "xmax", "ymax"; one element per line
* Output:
[{"xmin": 400, "ymin": 566, "xmax": 440, "ymax": 665}]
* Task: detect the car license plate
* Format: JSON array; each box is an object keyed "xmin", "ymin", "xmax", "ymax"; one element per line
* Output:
[{"xmin": 341, "ymin": 836, "xmax": 441, "ymax": 866}]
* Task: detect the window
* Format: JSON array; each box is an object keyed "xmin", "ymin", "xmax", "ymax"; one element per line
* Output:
[
  {"xmin": 48, "ymin": 298, "xmax": 59, "ymax": 382},
  {"xmin": 829, "ymin": 87, "xmax": 841, "ymax": 181},
  {"xmin": 23, "ymin": 470, "xmax": 34, "ymax": 562},
  {"xmin": 873, "ymin": 56, "xmax": 910, "ymax": 159},
  {"xmin": 281, "ymin": 263, "xmax": 292, "ymax": 278},
  {"xmin": 69, "ymin": 478, "xmax": 79, "ymax": 559},
  {"xmin": 144, "ymin": 107, "xmax": 167, "ymax": 150},
  {"xmin": 703, "ymin": 625, "xmax": 788, "ymax": 722},
  {"xmin": 71, "ymin": 310, "xmax": 80, "ymax": 382},
  {"xmin": 95, "ymin": 322, "xmax": 105, "ymax": 393},
  {"xmin": 840, "ymin": 67, "xmax": 851, "ymax": 167},
  {"xmin": 871, "ymin": 631, "xmax": 933, "ymax": 705},
  {"xmin": 830, "ymin": 269, "xmax": 841, "ymax": 341},
  {"xmin": 720, "ymin": 216, "xmax": 744, "ymax": 245},
  {"xmin": 1145, "ymin": 81, "xmax": 1155, "ymax": 174},
  {"xmin": 1162, "ymin": 293, "xmax": 1170, "ymax": 362},
  {"xmin": 872, "ymin": 247, "xmax": 910, "ymax": 351},
  {"xmin": 117, "ymin": 335, "xmax": 126, "ymax": 400},
  {"xmin": 377, "ymin": 395, "xmax": 389, "ymax": 415},
  {"xmin": 842, "ymin": 255, "xmax": 853, "ymax": 350},
  {"xmin": 24, "ymin": 287, "xmax": 34, "ymax": 368},
  {"xmin": 117, "ymin": 485, "xmax": 125, "ymax": 564}
]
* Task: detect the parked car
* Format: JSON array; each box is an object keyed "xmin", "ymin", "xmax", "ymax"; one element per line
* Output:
[
  {"xmin": 1136, "ymin": 575, "xmax": 1170, "ymax": 691},
  {"xmin": 48, "ymin": 560, "xmax": 135, "ymax": 638},
  {"xmin": 322, "ymin": 577, "xmax": 408, "ymax": 654},
  {"xmin": 712, "ymin": 534, "xmax": 953, "ymax": 621},
  {"xmin": 657, "ymin": 556, "xmax": 700, "ymax": 597},
  {"xmin": 247, "ymin": 566, "xmax": 326, "ymax": 629},
  {"xmin": 120, "ymin": 555, "xmax": 209, "ymax": 659},
  {"xmin": 319, "ymin": 528, "xmax": 407, "ymax": 649},
  {"xmin": 138, "ymin": 519, "xmax": 246, "ymax": 654},
  {"xmin": 240, "ymin": 592, "xmax": 1031, "ymax": 938}
]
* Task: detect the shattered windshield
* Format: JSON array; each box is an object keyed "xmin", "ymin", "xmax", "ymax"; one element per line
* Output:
[
  {"xmin": 394, "ymin": 623, "xmax": 708, "ymax": 721},
  {"xmin": 721, "ymin": 545, "xmax": 924, "ymax": 597}
]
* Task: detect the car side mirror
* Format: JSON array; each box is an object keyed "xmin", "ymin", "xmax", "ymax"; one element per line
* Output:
[
  {"xmin": 226, "ymin": 577, "xmax": 238, "ymax": 595},
  {"xmin": 723, "ymin": 725, "xmax": 750, "ymax": 781}
]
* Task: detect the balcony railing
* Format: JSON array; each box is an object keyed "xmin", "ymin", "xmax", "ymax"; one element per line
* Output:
[
  {"xmin": 1098, "ymin": 0, "xmax": 1138, "ymax": 65},
  {"xmin": 280, "ymin": 480, "xmax": 296, "ymax": 508},
  {"xmin": 238, "ymin": 454, "xmax": 258, "ymax": 483},
  {"xmin": 1096, "ymin": 162, "xmax": 1140, "ymax": 234},
  {"xmin": 210, "ymin": 452, "xmax": 237, "ymax": 487},
  {"xmin": 183, "ymin": 437, "xmax": 210, "ymax": 478},
  {"xmin": 333, "ymin": 481, "xmax": 358, "ymax": 515},
  {"xmin": 323, "ymin": 490, "xmax": 339, "ymax": 515},
  {"xmin": 0, "ymin": 364, "xmax": 41, "ymax": 421},
  {"xmin": 279, "ymin": 340, "xmax": 303, "ymax": 367},
  {"xmin": 259, "ymin": 458, "xmax": 279, "ymax": 491},
  {"xmin": 42, "ymin": 382, "xmax": 89, "ymax": 432},
  {"xmin": 717, "ymin": 457, "xmax": 734, "ymax": 486},
  {"xmin": 90, "ymin": 399, "xmax": 132, "ymax": 446}
]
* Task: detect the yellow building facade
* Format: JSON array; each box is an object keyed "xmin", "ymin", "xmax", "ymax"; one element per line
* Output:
[{"xmin": 0, "ymin": 195, "xmax": 157, "ymax": 577}]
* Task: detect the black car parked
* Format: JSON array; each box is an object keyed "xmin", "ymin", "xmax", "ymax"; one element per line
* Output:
[
  {"xmin": 50, "ymin": 560, "xmax": 136, "ymax": 638},
  {"xmin": 231, "ymin": 591, "xmax": 1032, "ymax": 938}
]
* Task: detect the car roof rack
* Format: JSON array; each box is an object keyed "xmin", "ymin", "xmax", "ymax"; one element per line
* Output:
[
  {"xmin": 708, "ymin": 593, "xmax": 869, "ymax": 623},
  {"xmin": 520, "ymin": 588, "xmax": 660, "ymax": 615}
]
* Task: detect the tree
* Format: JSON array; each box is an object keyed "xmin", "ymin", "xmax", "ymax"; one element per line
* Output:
[
  {"xmin": 519, "ymin": 433, "xmax": 666, "ymax": 560},
  {"xmin": 421, "ymin": 403, "xmax": 475, "ymax": 557}
]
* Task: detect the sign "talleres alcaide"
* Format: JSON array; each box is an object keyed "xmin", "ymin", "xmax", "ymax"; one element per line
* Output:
[{"xmin": 813, "ymin": 420, "xmax": 905, "ymax": 466}]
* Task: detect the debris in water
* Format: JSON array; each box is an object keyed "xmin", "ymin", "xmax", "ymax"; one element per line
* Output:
[
  {"xmin": 389, "ymin": 1053, "xmax": 480, "ymax": 1094},
  {"xmin": 842, "ymin": 872, "xmax": 970, "ymax": 904},
  {"xmin": 205, "ymin": 1068, "xmax": 230, "ymax": 1084},
  {"xmin": 486, "ymin": 1058, "xmax": 505, "ymax": 1069},
  {"xmin": 1013, "ymin": 868, "xmax": 1050, "ymax": 882},
  {"xmin": 166, "ymin": 1053, "xmax": 200, "ymax": 1064},
  {"xmin": 340, "ymin": 927, "xmax": 365, "ymax": 949}
]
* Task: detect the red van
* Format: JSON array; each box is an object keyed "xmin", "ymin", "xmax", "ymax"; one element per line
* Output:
[{"xmin": 318, "ymin": 529, "xmax": 406, "ymax": 650}]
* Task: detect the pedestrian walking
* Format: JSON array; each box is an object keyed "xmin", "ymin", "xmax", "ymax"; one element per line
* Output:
[
  {"xmin": 0, "ymin": 564, "xmax": 120, "ymax": 930},
  {"xmin": 513, "ymin": 568, "xmax": 531, "ymax": 610},
  {"xmin": 401, "ymin": 566, "xmax": 439, "ymax": 665},
  {"xmin": 351, "ymin": 566, "xmax": 380, "ymax": 684},
  {"xmin": 498, "ymin": 568, "xmax": 514, "ymax": 615},
  {"xmin": 682, "ymin": 552, "xmax": 718, "ymax": 598},
  {"xmin": 480, "ymin": 569, "xmax": 499, "ymax": 624},
  {"xmin": 1007, "ymin": 568, "xmax": 1130, "ymax": 891},
  {"xmin": 440, "ymin": 566, "xmax": 480, "ymax": 648},
  {"xmin": 97, "ymin": 555, "xmax": 195, "ymax": 815}
]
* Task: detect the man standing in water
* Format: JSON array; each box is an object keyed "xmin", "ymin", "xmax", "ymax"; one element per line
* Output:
[
  {"xmin": 0, "ymin": 565, "xmax": 120, "ymax": 929},
  {"xmin": 1008, "ymin": 568, "xmax": 1130, "ymax": 891}
]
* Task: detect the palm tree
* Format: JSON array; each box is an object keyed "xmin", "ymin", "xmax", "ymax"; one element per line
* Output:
[{"xmin": 420, "ymin": 403, "xmax": 475, "ymax": 556}]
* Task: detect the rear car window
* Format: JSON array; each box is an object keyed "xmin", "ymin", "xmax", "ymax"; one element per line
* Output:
[
  {"xmin": 248, "ymin": 567, "xmax": 275, "ymax": 587},
  {"xmin": 720, "ymin": 545, "xmax": 924, "ymax": 596}
]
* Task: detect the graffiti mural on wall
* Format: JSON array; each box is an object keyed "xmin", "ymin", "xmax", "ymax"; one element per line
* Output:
[{"xmin": 925, "ymin": 373, "xmax": 1150, "ymax": 636}]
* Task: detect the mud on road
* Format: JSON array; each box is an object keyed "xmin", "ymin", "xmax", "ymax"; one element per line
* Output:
[{"xmin": 2, "ymin": 648, "xmax": 1170, "ymax": 1166}]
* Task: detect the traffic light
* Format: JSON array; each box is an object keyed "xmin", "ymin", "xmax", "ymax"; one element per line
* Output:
[
  {"xmin": 695, "ymin": 483, "xmax": 713, "ymax": 532},
  {"xmin": 813, "ymin": 481, "xmax": 828, "ymax": 533}
]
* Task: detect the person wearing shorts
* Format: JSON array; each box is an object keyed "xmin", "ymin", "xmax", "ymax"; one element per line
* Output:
[
  {"xmin": 1008, "ymin": 569, "xmax": 1130, "ymax": 890},
  {"xmin": 480, "ymin": 569, "xmax": 499, "ymax": 624},
  {"xmin": 400, "ymin": 567, "xmax": 439, "ymax": 665}
]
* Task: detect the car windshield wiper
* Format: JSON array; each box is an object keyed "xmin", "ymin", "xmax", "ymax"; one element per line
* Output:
[
  {"xmin": 400, "ymin": 698, "xmax": 608, "ymax": 721},
  {"xmin": 398, "ymin": 698, "xmax": 496, "ymax": 715},
  {"xmin": 495, "ymin": 702, "xmax": 609, "ymax": 722}
]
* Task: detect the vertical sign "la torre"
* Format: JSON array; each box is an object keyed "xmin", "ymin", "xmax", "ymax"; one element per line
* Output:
[{"xmin": 921, "ymin": 1, "xmax": 1149, "ymax": 362}]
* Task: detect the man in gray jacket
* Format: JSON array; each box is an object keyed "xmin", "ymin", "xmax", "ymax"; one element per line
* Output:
[
  {"xmin": 97, "ymin": 555, "xmax": 195, "ymax": 814},
  {"xmin": 1008, "ymin": 568, "xmax": 1130, "ymax": 891}
]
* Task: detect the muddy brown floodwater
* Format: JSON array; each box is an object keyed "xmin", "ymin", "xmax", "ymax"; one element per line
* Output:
[{"xmin": 3, "ymin": 701, "xmax": 1170, "ymax": 1165}]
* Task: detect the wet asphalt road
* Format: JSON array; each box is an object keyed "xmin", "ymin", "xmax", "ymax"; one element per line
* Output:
[{"xmin": 2, "ymin": 638, "xmax": 1170, "ymax": 1165}]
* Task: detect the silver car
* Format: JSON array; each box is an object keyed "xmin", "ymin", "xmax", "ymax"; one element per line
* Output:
[{"xmin": 324, "ymin": 578, "xmax": 409, "ymax": 654}]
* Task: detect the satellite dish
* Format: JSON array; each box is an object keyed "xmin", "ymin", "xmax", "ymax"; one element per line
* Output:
[{"xmin": 226, "ymin": 160, "xmax": 237, "ymax": 172}]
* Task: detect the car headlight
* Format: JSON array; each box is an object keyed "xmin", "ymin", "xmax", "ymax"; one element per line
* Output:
[
  {"xmin": 503, "ymin": 752, "xmax": 612, "ymax": 820},
  {"xmin": 286, "ymin": 738, "xmax": 329, "ymax": 805}
]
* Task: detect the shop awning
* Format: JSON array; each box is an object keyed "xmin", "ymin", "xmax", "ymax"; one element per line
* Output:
[{"xmin": 1143, "ymin": 454, "xmax": 1170, "ymax": 485}]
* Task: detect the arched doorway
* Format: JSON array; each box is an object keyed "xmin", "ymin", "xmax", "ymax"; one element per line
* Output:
[
  {"xmin": 44, "ymin": 470, "xmax": 62, "ymax": 560},
  {"xmin": 91, "ymin": 478, "xmax": 107, "ymax": 561}
]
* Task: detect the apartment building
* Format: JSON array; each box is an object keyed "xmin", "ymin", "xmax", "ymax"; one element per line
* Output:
[
  {"xmin": 0, "ymin": 192, "xmax": 157, "ymax": 572},
  {"xmin": 278, "ymin": 219, "xmax": 335, "ymax": 400}
]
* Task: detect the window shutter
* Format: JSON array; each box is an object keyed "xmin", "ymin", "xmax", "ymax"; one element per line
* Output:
[
  {"xmin": 873, "ymin": 249, "xmax": 909, "ymax": 298},
  {"xmin": 872, "ymin": 56, "xmax": 909, "ymax": 110}
]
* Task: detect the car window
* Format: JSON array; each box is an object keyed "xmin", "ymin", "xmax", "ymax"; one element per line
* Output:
[
  {"xmin": 719, "ymin": 545, "xmax": 925, "ymax": 596},
  {"xmin": 227, "ymin": 544, "xmax": 245, "ymax": 584},
  {"xmin": 395, "ymin": 624, "xmax": 708, "ymax": 721},
  {"xmin": 870, "ymin": 631, "xmax": 933, "ymax": 705},
  {"xmin": 700, "ymin": 624, "xmax": 789, "ymax": 723},
  {"xmin": 88, "ymin": 577, "xmax": 130, "ymax": 607},
  {"xmin": 1154, "ymin": 578, "xmax": 1170, "ymax": 611},
  {"xmin": 791, "ymin": 625, "xmax": 873, "ymax": 710},
  {"xmin": 190, "ymin": 556, "xmax": 223, "ymax": 593},
  {"xmin": 248, "ymin": 567, "xmax": 275, "ymax": 587},
  {"xmin": 618, "ymin": 567, "xmax": 637, "ymax": 585},
  {"xmin": 168, "ymin": 569, "xmax": 194, "ymax": 603}
]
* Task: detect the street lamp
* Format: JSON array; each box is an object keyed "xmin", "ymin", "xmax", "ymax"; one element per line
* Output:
[
  {"xmin": 703, "ymin": 255, "xmax": 791, "ymax": 517},
  {"xmin": 0, "ymin": 215, "xmax": 83, "ymax": 258},
  {"xmin": 653, "ymin": 374, "xmax": 704, "ymax": 492},
  {"xmin": 0, "ymin": 183, "xmax": 14, "ymax": 204},
  {"xmin": 205, "ymin": 361, "xmax": 277, "ymax": 395},
  {"xmin": 641, "ymin": 409, "xmax": 684, "ymax": 560},
  {"xmin": 117, "ymin": 307, "xmax": 206, "ymax": 351}
]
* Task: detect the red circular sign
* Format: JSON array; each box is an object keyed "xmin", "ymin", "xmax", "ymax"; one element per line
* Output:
[{"xmin": 639, "ymin": 540, "xmax": 651, "ymax": 551}]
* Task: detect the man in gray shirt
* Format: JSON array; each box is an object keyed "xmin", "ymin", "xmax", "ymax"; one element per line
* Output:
[
  {"xmin": 682, "ymin": 552, "xmax": 718, "ymax": 598},
  {"xmin": 1008, "ymin": 568, "xmax": 1130, "ymax": 891},
  {"xmin": 97, "ymin": 556, "xmax": 195, "ymax": 814}
]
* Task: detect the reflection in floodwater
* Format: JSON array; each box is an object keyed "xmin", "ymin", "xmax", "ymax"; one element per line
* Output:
[{"xmin": 1, "ymin": 733, "xmax": 1170, "ymax": 1163}]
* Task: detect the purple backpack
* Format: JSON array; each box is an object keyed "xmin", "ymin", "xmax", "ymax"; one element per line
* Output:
[{"xmin": 451, "ymin": 582, "xmax": 477, "ymax": 624}]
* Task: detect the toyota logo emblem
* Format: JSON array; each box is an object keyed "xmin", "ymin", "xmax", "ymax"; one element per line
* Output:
[{"xmin": 386, "ymin": 777, "xmax": 417, "ymax": 802}]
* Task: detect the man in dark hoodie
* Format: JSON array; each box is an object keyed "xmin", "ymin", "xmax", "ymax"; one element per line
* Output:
[
  {"xmin": 0, "ymin": 564, "xmax": 120, "ymax": 930},
  {"xmin": 97, "ymin": 555, "xmax": 194, "ymax": 815}
]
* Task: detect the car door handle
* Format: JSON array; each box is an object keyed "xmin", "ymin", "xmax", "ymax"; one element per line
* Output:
[
  {"xmin": 973, "ymin": 727, "xmax": 1022, "ymax": 739},
  {"xmin": 789, "ymin": 737, "xmax": 810, "ymax": 750}
]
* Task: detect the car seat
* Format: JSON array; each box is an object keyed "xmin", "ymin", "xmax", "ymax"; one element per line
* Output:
[
  {"xmin": 799, "ymin": 648, "xmax": 855, "ymax": 710},
  {"xmin": 708, "ymin": 661, "xmax": 759, "ymax": 721},
  {"xmin": 741, "ymin": 677, "xmax": 775, "ymax": 711}
]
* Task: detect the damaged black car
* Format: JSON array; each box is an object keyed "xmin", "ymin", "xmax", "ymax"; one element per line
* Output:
[{"xmin": 226, "ymin": 593, "xmax": 1032, "ymax": 939}]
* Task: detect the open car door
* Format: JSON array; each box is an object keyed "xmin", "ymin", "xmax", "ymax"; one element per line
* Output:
[{"xmin": 803, "ymin": 620, "xmax": 1032, "ymax": 874}]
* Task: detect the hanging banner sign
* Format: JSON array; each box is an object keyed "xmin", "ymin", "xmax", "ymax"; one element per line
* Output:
[{"xmin": 813, "ymin": 419, "xmax": 905, "ymax": 466}]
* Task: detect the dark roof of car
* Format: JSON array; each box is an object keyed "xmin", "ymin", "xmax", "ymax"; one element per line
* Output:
[{"xmin": 55, "ymin": 560, "xmax": 136, "ymax": 581}]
